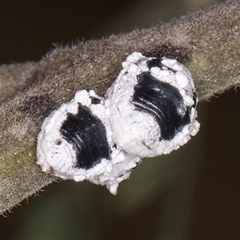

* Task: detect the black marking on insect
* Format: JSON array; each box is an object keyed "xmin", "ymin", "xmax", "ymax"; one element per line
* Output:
[
  {"xmin": 147, "ymin": 58, "xmax": 163, "ymax": 70},
  {"xmin": 147, "ymin": 58, "xmax": 177, "ymax": 73},
  {"xmin": 132, "ymin": 72, "xmax": 191, "ymax": 140},
  {"xmin": 90, "ymin": 96, "xmax": 101, "ymax": 105},
  {"xmin": 60, "ymin": 104, "xmax": 111, "ymax": 169}
]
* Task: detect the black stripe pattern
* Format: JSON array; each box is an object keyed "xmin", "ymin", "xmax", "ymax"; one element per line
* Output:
[
  {"xmin": 132, "ymin": 72, "xmax": 191, "ymax": 140},
  {"xmin": 60, "ymin": 104, "xmax": 111, "ymax": 169}
]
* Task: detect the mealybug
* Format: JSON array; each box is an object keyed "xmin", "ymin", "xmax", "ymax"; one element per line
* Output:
[{"xmin": 37, "ymin": 52, "xmax": 200, "ymax": 194}]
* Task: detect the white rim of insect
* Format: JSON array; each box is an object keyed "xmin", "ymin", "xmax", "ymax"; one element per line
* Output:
[{"xmin": 37, "ymin": 52, "xmax": 200, "ymax": 194}]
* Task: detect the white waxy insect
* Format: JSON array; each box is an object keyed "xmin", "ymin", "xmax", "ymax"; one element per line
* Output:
[
  {"xmin": 37, "ymin": 52, "xmax": 200, "ymax": 194},
  {"xmin": 106, "ymin": 52, "xmax": 199, "ymax": 157}
]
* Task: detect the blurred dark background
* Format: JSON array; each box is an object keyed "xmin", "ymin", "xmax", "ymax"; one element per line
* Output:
[{"xmin": 1, "ymin": 1, "xmax": 240, "ymax": 239}]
